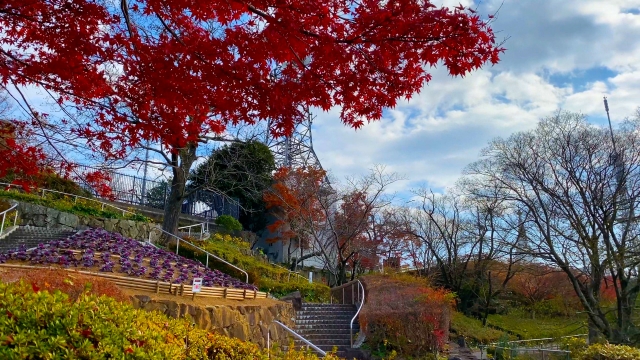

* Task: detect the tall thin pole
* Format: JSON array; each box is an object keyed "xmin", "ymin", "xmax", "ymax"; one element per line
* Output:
[
  {"xmin": 604, "ymin": 97, "xmax": 617, "ymax": 154},
  {"xmin": 141, "ymin": 140, "xmax": 150, "ymax": 206}
]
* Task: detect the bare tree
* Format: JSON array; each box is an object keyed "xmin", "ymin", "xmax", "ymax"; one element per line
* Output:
[
  {"xmin": 465, "ymin": 111, "xmax": 640, "ymax": 343},
  {"xmin": 404, "ymin": 187, "xmax": 522, "ymax": 323}
]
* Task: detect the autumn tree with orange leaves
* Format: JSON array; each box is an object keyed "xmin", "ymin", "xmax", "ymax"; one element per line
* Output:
[
  {"xmin": 263, "ymin": 166, "xmax": 328, "ymax": 264},
  {"xmin": 1, "ymin": 0, "xmax": 503, "ymax": 235},
  {"xmin": 264, "ymin": 165, "xmax": 401, "ymax": 285}
]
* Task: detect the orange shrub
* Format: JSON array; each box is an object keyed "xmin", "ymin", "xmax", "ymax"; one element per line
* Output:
[{"xmin": 360, "ymin": 274, "xmax": 454, "ymax": 356}]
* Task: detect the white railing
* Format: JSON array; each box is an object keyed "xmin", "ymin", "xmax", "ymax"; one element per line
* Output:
[
  {"xmin": 479, "ymin": 334, "xmax": 587, "ymax": 360},
  {"xmin": 350, "ymin": 280, "xmax": 365, "ymax": 347},
  {"xmin": 0, "ymin": 201, "xmax": 18, "ymax": 235},
  {"xmin": 148, "ymin": 227, "xmax": 249, "ymax": 283},
  {"xmin": 0, "ymin": 182, "xmax": 135, "ymax": 217},
  {"xmin": 269, "ymin": 262, "xmax": 308, "ymax": 282},
  {"xmin": 331, "ymin": 279, "xmax": 366, "ymax": 348},
  {"xmin": 178, "ymin": 222, "xmax": 208, "ymax": 239},
  {"xmin": 267, "ymin": 320, "xmax": 326, "ymax": 358}
]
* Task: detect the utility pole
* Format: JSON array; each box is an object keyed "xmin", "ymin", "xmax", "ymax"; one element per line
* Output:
[
  {"xmin": 604, "ymin": 97, "xmax": 635, "ymax": 223},
  {"xmin": 140, "ymin": 140, "xmax": 150, "ymax": 206}
]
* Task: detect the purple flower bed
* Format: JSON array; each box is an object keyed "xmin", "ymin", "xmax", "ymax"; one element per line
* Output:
[{"xmin": 0, "ymin": 228, "xmax": 256, "ymax": 290}]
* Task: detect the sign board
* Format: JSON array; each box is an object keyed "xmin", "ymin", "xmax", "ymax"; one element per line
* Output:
[{"xmin": 192, "ymin": 278, "xmax": 203, "ymax": 293}]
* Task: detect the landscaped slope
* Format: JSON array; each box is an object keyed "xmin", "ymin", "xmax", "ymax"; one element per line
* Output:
[
  {"xmin": 0, "ymin": 228, "xmax": 256, "ymax": 290},
  {"xmin": 0, "ymin": 280, "xmax": 342, "ymax": 359}
]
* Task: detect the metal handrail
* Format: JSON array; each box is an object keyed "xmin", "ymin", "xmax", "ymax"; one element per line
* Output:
[
  {"xmin": 148, "ymin": 227, "xmax": 249, "ymax": 283},
  {"xmin": 0, "ymin": 182, "xmax": 135, "ymax": 216},
  {"xmin": 178, "ymin": 222, "xmax": 207, "ymax": 239},
  {"xmin": 0, "ymin": 201, "xmax": 18, "ymax": 234},
  {"xmin": 350, "ymin": 280, "xmax": 365, "ymax": 347},
  {"xmin": 489, "ymin": 333, "xmax": 588, "ymax": 346},
  {"xmin": 267, "ymin": 320, "xmax": 326, "ymax": 358},
  {"xmin": 270, "ymin": 262, "xmax": 307, "ymax": 282}
]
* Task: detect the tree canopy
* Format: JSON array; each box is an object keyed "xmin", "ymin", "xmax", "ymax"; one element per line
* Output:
[
  {"xmin": 190, "ymin": 140, "xmax": 275, "ymax": 232},
  {"xmin": 1, "ymin": 0, "xmax": 503, "ymax": 234}
]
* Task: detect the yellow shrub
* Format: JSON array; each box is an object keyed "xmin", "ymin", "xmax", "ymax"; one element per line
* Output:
[
  {"xmin": 0, "ymin": 280, "xmax": 338, "ymax": 359},
  {"xmin": 576, "ymin": 343, "xmax": 640, "ymax": 360}
]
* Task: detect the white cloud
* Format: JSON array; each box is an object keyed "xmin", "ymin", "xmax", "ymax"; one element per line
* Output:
[{"xmin": 311, "ymin": 0, "xmax": 640, "ymax": 196}]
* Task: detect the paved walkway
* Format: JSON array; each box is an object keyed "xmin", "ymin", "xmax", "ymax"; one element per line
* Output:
[{"xmin": 447, "ymin": 341, "xmax": 480, "ymax": 360}]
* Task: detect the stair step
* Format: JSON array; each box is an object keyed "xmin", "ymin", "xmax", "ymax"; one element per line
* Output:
[
  {"xmin": 300, "ymin": 304, "xmax": 356, "ymax": 309},
  {"xmin": 294, "ymin": 334, "xmax": 357, "ymax": 340},
  {"xmin": 296, "ymin": 310, "xmax": 356, "ymax": 315},
  {"xmin": 295, "ymin": 317, "xmax": 355, "ymax": 326},
  {"xmin": 296, "ymin": 326, "xmax": 359, "ymax": 331},
  {"xmin": 295, "ymin": 329, "xmax": 357, "ymax": 335},
  {"xmin": 0, "ymin": 226, "xmax": 76, "ymax": 253},
  {"xmin": 296, "ymin": 314, "xmax": 355, "ymax": 320}
]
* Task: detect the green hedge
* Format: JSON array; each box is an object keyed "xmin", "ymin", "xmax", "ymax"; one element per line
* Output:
[{"xmin": 259, "ymin": 278, "xmax": 331, "ymax": 303}]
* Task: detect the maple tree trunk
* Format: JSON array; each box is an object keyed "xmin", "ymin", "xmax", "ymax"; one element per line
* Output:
[{"xmin": 161, "ymin": 144, "xmax": 197, "ymax": 243}]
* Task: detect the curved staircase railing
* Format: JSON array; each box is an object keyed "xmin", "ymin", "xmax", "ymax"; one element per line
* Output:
[
  {"xmin": 330, "ymin": 279, "xmax": 366, "ymax": 347},
  {"xmin": 350, "ymin": 280, "xmax": 365, "ymax": 347},
  {"xmin": 0, "ymin": 200, "xmax": 18, "ymax": 235},
  {"xmin": 267, "ymin": 320, "xmax": 326, "ymax": 358}
]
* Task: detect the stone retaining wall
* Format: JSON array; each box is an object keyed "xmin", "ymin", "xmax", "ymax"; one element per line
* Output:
[
  {"xmin": 17, "ymin": 202, "xmax": 159, "ymax": 241},
  {"xmin": 130, "ymin": 295, "xmax": 295, "ymax": 348}
]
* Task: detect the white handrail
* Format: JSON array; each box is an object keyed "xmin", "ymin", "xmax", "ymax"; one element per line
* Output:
[
  {"xmin": 0, "ymin": 201, "xmax": 18, "ymax": 234},
  {"xmin": 0, "ymin": 182, "xmax": 135, "ymax": 216},
  {"xmin": 149, "ymin": 227, "xmax": 249, "ymax": 283},
  {"xmin": 267, "ymin": 320, "xmax": 326, "ymax": 358},
  {"xmin": 350, "ymin": 280, "xmax": 365, "ymax": 347},
  {"xmin": 270, "ymin": 262, "xmax": 307, "ymax": 282},
  {"xmin": 178, "ymin": 222, "xmax": 206, "ymax": 239}
]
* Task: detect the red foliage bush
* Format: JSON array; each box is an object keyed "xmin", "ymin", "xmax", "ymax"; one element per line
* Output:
[
  {"xmin": 0, "ymin": 267, "xmax": 130, "ymax": 303},
  {"xmin": 360, "ymin": 274, "xmax": 454, "ymax": 356}
]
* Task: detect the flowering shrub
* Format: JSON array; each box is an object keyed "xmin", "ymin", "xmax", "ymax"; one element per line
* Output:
[
  {"xmin": 575, "ymin": 343, "xmax": 640, "ymax": 360},
  {"xmin": 360, "ymin": 274, "xmax": 454, "ymax": 357},
  {"xmin": 0, "ymin": 280, "xmax": 341, "ymax": 359},
  {"xmin": 0, "ymin": 228, "xmax": 256, "ymax": 290},
  {"xmin": 209, "ymin": 233, "xmax": 249, "ymax": 249}
]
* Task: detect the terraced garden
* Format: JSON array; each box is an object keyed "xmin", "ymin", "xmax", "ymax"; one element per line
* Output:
[{"xmin": 0, "ymin": 228, "xmax": 256, "ymax": 290}]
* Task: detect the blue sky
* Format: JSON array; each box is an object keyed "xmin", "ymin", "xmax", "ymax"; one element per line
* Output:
[
  {"xmin": 10, "ymin": 0, "xmax": 639, "ymax": 204},
  {"xmin": 309, "ymin": 0, "xmax": 640, "ymax": 200}
]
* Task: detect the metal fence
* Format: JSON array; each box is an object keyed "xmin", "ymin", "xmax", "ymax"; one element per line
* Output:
[
  {"xmin": 71, "ymin": 164, "xmax": 240, "ymax": 220},
  {"xmin": 479, "ymin": 335, "xmax": 587, "ymax": 360}
]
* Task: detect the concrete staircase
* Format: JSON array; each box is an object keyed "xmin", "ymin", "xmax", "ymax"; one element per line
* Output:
[
  {"xmin": 0, "ymin": 226, "xmax": 76, "ymax": 253},
  {"xmin": 292, "ymin": 303, "xmax": 360, "ymax": 356}
]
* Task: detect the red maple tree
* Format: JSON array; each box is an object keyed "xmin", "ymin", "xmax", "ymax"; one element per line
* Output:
[
  {"xmin": 1, "ymin": 0, "xmax": 504, "ymax": 234},
  {"xmin": 263, "ymin": 166, "xmax": 327, "ymax": 261}
]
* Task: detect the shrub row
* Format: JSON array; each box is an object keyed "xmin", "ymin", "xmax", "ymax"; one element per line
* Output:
[
  {"xmin": 359, "ymin": 274, "xmax": 455, "ymax": 357},
  {"xmin": 0, "ymin": 280, "xmax": 340, "ymax": 359}
]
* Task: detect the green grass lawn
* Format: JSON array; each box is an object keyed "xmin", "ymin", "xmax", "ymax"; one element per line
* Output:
[
  {"xmin": 486, "ymin": 309, "xmax": 588, "ymax": 340},
  {"xmin": 450, "ymin": 311, "xmax": 507, "ymax": 345},
  {"xmin": 451, "ymin": 310, "xmax": 588, "ymax": 346}
]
